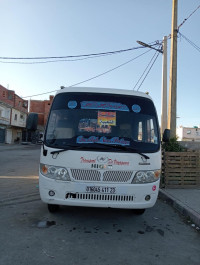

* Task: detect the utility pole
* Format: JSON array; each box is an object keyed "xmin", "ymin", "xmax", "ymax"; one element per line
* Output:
[
  {"xmin": 168, "ymin": 0, "xmax": 178, "ymax": 138},
  {"xmin": 161, "ymin": 36, "xmax": 168, "ymax": 136},
  {"xmin": 136, "ymin": 39, "xmax": 168, "ymax": 137}
]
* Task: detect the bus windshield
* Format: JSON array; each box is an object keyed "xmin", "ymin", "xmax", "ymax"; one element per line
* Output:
[{"xmin": 45, "ymin": 92, "xmax": 160, "ymax": 153}]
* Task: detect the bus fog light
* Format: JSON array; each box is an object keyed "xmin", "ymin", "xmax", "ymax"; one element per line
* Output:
[
  {"xmin": 49, "ymin": 190, "xmax": 55, "ymax": 196},
  {"xmin": 145, "ymin": 195, "xmax": 151, "ymax": 201}
]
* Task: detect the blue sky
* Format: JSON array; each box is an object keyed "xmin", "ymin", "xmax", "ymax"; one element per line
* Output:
[{"xmin": 0, "ymin": 0, "xmax": 199, "ymax": 127}]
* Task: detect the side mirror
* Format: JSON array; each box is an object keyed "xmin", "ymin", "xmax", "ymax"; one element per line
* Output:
[{"xmin": 162, "ymin": 129, "xmax": 170, "ymax": 142}]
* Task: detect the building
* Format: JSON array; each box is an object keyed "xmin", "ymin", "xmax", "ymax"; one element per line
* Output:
[
  {"xmin": 29, "ymin": 95, "xmax": 54, "ymax": 131},
  {"xmin": 0, "ymin": 85, "xmax": 28, "ymax": 143},
  {"xmin": 0, "ymin": 101, "xmax": 11, "ymax": 143},
  {"xmin": 177, "ymin": 126, "xmax": 200, "ymax": 141}
]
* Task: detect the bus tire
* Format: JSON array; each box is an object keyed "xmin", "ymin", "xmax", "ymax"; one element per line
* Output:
[
  {"xmin": 48, "ymin": 204, "xmax": 59, "ymax": 213},
  {"xmin": 134, "ymin": 209, "xmax": 146, "ymax": 215}
]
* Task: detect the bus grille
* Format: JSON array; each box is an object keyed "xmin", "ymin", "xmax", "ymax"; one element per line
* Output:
[
  {"xmin": 71, "ymin": 169, "xmax": 101, "ymax": 181},
  {"xmin": 103, "ymin": 171, "xmax": 133, "ymax": 182},
  {"xmin": 70, "ymin": 169, "xmax": 133, "ymax": 183},
  {"xmin": 66, "ymin": 193, "xmax": 134, "ymax": 202}
]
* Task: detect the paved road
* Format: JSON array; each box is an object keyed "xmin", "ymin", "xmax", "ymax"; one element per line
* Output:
[
  {"xmin": 0, "ymin": 145, "xmax": 200, "ymax": 265},
  {"xmin": 0, "ymin": 144, "xmax": 40, "ymax": 206}
]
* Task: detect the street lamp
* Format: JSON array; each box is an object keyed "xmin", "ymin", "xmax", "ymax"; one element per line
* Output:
[{"xmin": 137, "ymin": 41, "xmax": 163, "ymax": 54}]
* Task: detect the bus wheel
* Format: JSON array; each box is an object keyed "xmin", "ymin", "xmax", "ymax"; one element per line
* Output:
[
  {"xmin": 48, "ymin": 204, "xmax": 59, "ymax": 213},
  {"xmin": 134, "ymin": 209, "xmax": 146, "ymax": 215}
]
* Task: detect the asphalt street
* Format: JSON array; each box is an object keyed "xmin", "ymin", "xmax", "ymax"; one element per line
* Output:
[{"xmin": 0, "ymin": 144, "xmax": 200, "ymax": 265}]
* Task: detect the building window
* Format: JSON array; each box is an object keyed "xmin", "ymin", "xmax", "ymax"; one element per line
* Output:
[
  {"xmin": 23, "ymin": 101, "xmax": 28, "ymax": 108},
  {"xmin": 20, "ymin": 114, "xmax": 24, "ymax": 120},
  {"xmin": 14, "ymin": 114, "xmax": 17, "ymax": 121},
  {"xmin": 3, "ymin": 91, "xmax": 6, "ymax": 97},
  {"xmin": 187, "ymin": 130, "xmax": 191, "ymax": 134},
  {"xmin": 18, "ymin": 101, "xmax": 21, "ymax": 107},
  {"xmin": 8, "ymin": 92, "xmax": 13, "ymax": 100}
]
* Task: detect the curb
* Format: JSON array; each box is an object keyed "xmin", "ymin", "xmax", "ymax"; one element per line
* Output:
[{"xmin": 159, "ymin": 189, "xmax": 200, "ymax": 227}]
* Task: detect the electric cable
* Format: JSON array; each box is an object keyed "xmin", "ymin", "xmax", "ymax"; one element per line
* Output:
[
  {"xmin": 0, "ymin": 42, "xmax": 162, "ymax": 64},
  {"xmin": 178, "ymin": 5, "xmax": 200, "ymax": 30},
  {"xmin": 179, "ymin": 32, "xmax": 200, "ymax": 53},
  {"xmin": 167, "ymin": 4, "xmax": 200, "ymax": 40},
  {"xmin": 0, "ymin": 45, "xmax": 156, "ymax": 61},
  {"xmin": 0, "ymin": 53, "xmax": 114, "ymax": 64},
  {"xmin": 133, "ymin": 50, "xmax": 159, "ymax": 90},
  {"xmin": 22, "ymin": 48, "xmax": 152, "ymax": 98},
  {"xmin": 136, "ymin": 50, "xmax": 161, "ymax": 91}
]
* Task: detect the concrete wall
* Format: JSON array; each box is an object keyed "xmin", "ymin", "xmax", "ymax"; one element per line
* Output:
[
  {"xmin": 179, "ymin": 141, "xmax": 200, "ymax": 151},
  {"xmin": 177, "ymin": 126, "xmax": 200, "ymax": 141},
  {"xmin": 11, "ymin": 109, "xmax": 27, "ymax": 128},
  {"xmin": 0, "ymin": 103, "xmax": 11, "ymax": 125},
  {"xmin": 5, "ymin": 129, "xmax": 12, "ymax": 144}
]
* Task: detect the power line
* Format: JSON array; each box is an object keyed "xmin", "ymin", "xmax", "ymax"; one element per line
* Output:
[
  {"xmin": 0, "ymin": 45, "xmax": 157, "ymax": 61},
  {"xmin": 179, "ymin": 32, "xmax": 200, "ymax": 53},
  {"xmin": 133, "ymin": 50, "xmax": 159, "ymax": 90},
  {"xmin": 167, "ymin": 4, "xmax": 200, "ymax": 40},
  {"xmin": 69, "ymin": 49, "xmax": 154, "ymax": 88},
  {"xmin": 0, "ymin": 42, "xmax": 162, "ymax": 64},
  {"xmin": 0, "ymin": 53, "xmax": 114, "ymax": 64},
  {"xmin": 178, "ymin": 4, "xmax": 200, "ymax": 30},
  {"xmin": 136, "ymin": 50, "xmax": 160, "ymax": 91},
  {"xmin": 22, "ymin": 48, "xmax": 153, "ymax": 98}
]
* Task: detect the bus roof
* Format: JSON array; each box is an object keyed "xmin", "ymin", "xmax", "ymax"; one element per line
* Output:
[{"xmin": 56, "ymin": 87, "xmax": 152, "ymax": 100}]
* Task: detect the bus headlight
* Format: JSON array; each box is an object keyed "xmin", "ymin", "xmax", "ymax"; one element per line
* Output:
[
  {"xmin": 40, "ymin": 164, "xmax": 70, "ymax": 181},
  {"xmin": 132, "ymin": 170, "xmax": 160, "ymax": 184}
]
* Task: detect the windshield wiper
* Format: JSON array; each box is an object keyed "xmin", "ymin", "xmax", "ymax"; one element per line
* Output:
[
  {"xmin": 50, "ymin": 143, "xmax": 109, "ymax": 155},
  {"xmin": 50, "ymin": 145, "xmax": 85, "ymax": 155},
  {"xmin": 92, "ymin": 142, "xmax": 150, "ymax": 159},
  {"xmin": 50, "ymin": 143, "xmax": 149, "ymax": 160}
]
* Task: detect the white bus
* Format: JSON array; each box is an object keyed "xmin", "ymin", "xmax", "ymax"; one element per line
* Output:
[{"xmin": 39, "ymin": 87, "xmax": 162, "ymax": 214}]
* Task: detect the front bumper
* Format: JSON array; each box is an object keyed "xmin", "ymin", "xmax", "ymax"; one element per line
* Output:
[{"xmin": 39, "ymin": 174, "xmax": 160, "ymax": 209}]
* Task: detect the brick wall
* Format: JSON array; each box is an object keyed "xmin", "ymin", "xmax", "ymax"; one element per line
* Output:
[
  {"xmin": 0, "ymin": 85, "xmax": 15, "ymax": 107},
  {"xmin": 29, "ymin": 100, "xmax": 45, "ymax": 125},
  {"xmin": 30, "ymin": 95, "xmax": 54, "ymax": 126},
  {"xmin": 44, "ymin": 96, "xmax": 54, "ymax": 125},
  {"xmin": 0, "ymin": 85, "xmax": 28, "ymax": 114},
  {"xmin": 14, "ymin": 94, "xmax": 28, "ymax": 114}
]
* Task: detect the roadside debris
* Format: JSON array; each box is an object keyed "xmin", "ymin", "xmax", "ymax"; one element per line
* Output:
[
  {"xmin": 37, "ymin": 220, "xmax": 56, "ymax": 228},
  {"xmin": 43, "ymin": 249, "xmax": 55, "ymax": 259}
]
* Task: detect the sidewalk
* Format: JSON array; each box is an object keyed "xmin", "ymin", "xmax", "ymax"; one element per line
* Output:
[{"xmin": 159, "ymin": 188, "xmax": 200, "ymax": 227}]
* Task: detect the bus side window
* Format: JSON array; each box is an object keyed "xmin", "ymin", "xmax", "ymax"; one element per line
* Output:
[
  {"xmin": 147, "ymin": 118, "xmax": 158, "ymax": 144},
  {"xmin": 138, "ymin": 121, "xmax": 143, "ymax": 141},
  {"xmin": 137, "ymin": 118, "xmax": 157, "ymax": 144}
]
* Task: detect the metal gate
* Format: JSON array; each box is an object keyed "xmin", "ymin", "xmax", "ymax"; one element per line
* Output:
[{"xmin": 0, "ymin": 129, "xmax": 5, "ymax": 143}]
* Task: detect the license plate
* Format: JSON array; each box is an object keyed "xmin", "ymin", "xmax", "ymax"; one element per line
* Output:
[{"xmin": 86, "ymin": 186, "xmax": 116, "ymax": 194}]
